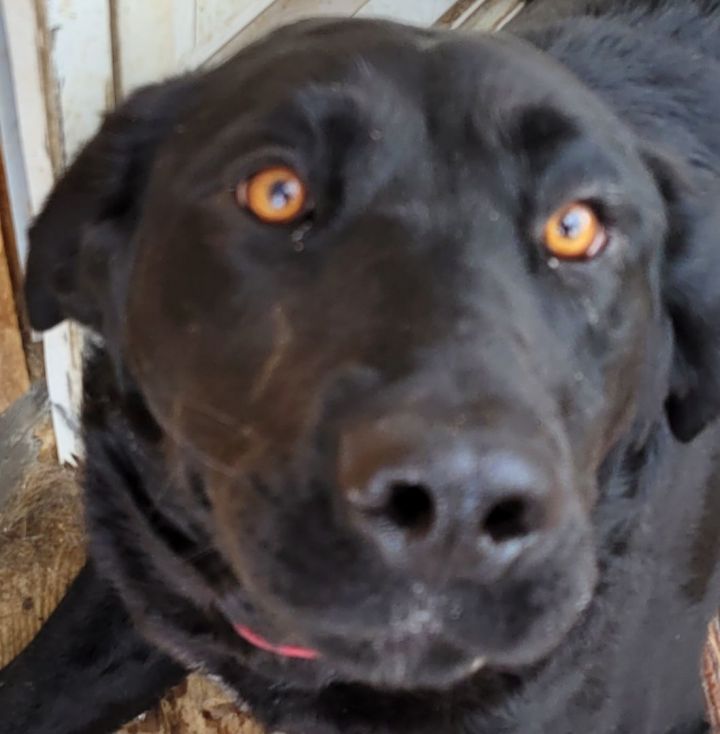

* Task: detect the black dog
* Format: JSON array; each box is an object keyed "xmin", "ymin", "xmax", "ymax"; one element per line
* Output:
[{"xmin": 3, "ymin": 1, "xmax": 720, "ymax": 732}]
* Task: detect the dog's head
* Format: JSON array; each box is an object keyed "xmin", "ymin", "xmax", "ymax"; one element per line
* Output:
[{"xmin": 25, "ymin": 19, "xmax": 720, "ymax": 689}]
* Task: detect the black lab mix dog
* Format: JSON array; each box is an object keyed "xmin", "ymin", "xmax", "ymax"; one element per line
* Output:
[{"xmin": 3, "ymin": 1, "xmax": 720, "ymax": 732}]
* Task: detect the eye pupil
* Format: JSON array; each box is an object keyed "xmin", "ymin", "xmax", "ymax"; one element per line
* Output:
[
  {"xmin": 560, "ymin": 209, "xmax": 587, "ymax": 239},
  {"xmin": 270, "ymin": 180, "xmax": 299, "ymax": 209}
]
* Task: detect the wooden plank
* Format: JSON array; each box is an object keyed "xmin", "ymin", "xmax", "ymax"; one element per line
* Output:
[
  {"xmin": 355, "ymin": 0, "xmax": 455, "ymax": 24},
  {"xmin": 195, "ymin": 0, "xmax": 273, "ymax": 48},
  {"xmin": 45, "ymin": 0, "xmax": 115, "ymax": 161},
  {"xmin": 437, "ymin": 0, "xmax": 489, "ymax": 27},
  {"xmin": 0, "ymin": 214, "xmax": 29, "ymax": 414},
  {"xmin": 209, "ymin": 0, "xmax": 368, "ymax": 67},
  {"xmin": 0, "ymin": 1, "xmax": 55, "ymax": 215},
  {"xmin": 112, "ymin": 0, "xmax": 196, "ymax": 97},
  {"xmin": 0, "ymin": 4, "xmax": 35, "ymax": 273},
  {"xmin": 460, "ymin": 0, "xmax": 524, "ymax": 29},
  {"xmin": 113, "ymin": 0, "xmax": 278, "ymax": 95},
  {"xmin": 186, "ymin": 0, "xmax": 276, "ymax": 69}
]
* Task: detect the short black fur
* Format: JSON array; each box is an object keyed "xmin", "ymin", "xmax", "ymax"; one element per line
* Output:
[{"xmin": 3, "ymin": 1, "xmax": 720, "ymax": 733}]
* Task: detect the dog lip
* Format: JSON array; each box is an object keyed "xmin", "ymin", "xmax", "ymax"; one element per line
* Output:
[{"xmin": 234, "ymin": 623, "xmax": 321, "ymax": 660}]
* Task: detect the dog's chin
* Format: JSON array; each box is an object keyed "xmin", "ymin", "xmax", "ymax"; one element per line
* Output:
[
  {"xmin": 313, "ymin": 632, "xmax": 491, "ymax": 690},
  {"xmin": 226, "ymin": 618, "xmax": 583, "ymax": 692},
  {"xmin": 315, "ymin": 603, "xmax": 593, "ymax": 690},
  {"xmin": 218, "ymin": 580, "xmax": 595, "ymax": 692},
  {"xmin": 215, "ymin": 524, "xmax": 597, "ymax": 690}
]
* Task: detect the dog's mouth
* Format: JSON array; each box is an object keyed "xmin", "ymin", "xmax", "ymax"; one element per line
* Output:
[
  {"xmin": 219, "ymin": 588, "xmax": 493, "ymax": 687},
  {"xmin": 230, "ymin": 613, "xmax": 498, "ymax": 689},
  {"xmin": 215, "ymin": 548, "xmax": 598, "ymax": 690},
  {"xmin": 211, "ymin": 517, "xmax": 597, "ymax": 689},
  {"xmin": 211, "ymin": 547, "xmax": 599, "ymax": 689}
]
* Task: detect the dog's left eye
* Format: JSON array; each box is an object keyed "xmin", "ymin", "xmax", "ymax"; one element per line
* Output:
[
  {"xmin": 237, "ymin": 166, "xmax": 309, "ymax": 224},
  {"xmin": 542, "ymin": 202, "xmax": 608, "ymax": 260}
]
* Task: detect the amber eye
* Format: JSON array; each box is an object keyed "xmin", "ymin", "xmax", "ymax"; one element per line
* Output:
[
  {"xmin": 238, "ymin": 166, "xmax": 308, "ymax": 224},
  {"xmin": 543, "ymin": 202, "xmax": 608, "ymax": 260}
]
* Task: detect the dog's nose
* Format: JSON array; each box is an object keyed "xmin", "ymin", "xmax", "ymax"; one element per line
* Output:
[{"xmin": 338, "ymin": 416, "xmax": 564, "ymax": 579}]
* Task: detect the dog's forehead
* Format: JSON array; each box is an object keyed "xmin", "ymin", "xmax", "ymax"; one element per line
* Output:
[
  {"xmin": 156, "ymin": 19, "xmax": 640, "ymax": 199},
  {"xmin": 192, "ymin": 20, "xmax": 609, "ymax": 130}
]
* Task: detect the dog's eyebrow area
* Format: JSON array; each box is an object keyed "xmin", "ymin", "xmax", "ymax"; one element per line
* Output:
[
  {"xmin": 182, "ymin": 71, "xmax": 424, "ymax": 200},
  {"xmin": 278, "ymin": 69, "xmax": 426, "ymax": 156}
]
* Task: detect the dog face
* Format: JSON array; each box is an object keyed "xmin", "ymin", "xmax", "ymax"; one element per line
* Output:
[{"xmin": 25, "ymin": 19, "xmax": 720, "ymax": 690}]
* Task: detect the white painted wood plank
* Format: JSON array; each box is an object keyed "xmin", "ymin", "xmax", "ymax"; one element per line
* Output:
[
  {"xmin": 0, "ymin": 1, "xmax": 55, "ymax": 216},
  {"xmin": 114, "ymin": 0, "xmax": 194, "ymax": 96},
  {"xmin": 209, "ymin": 0, "xmax": 368, "ymax": 67},
  {"xmin": 115, "ymin": 1, "xmax": 276, "ymax": 91},
  {"xmin": 46, "ymin": 0, "xmax": 114, "ymax": 161},
  {"xmin": 174, "ymin": 2, "xmax": 198, "ymax": 67},
  {"xmin": 196, "ymin": 0, "xmax": 262, "ymax": 46},
  {"xmin": 42, "ymin": 324, "xmax": 83, "ymax": 463},
  {"xmin": 183, "ymin": 0, "xmax": 276, "ymax": 69},
  {"xmin": 0, "ymin": 3, "xmax": 35, "ymax": 269},
  {"xmin": 355, "ymin": 0, "xmax": 455, "ymax": 25}
]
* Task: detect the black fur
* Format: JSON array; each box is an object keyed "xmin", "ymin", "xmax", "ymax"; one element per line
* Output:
[{"xmin": 4, "ymin": 1, "xmax": 720, "ymax": 732}]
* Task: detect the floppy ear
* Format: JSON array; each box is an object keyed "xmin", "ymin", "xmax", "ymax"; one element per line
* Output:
[
  {"xmin": 24, "ymin": 78, "xmax": 192, "ymax": 332},
  {"xmin": 645, "ymin": 150, "xmax": 720, "ymax": 442}
]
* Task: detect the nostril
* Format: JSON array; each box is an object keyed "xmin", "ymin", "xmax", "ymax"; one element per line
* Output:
[
  {"xmin": 482, "ymin": 496, "xmax": 542, "ymax": 544},
  {"xmin": 385, "ymin": 482, "xmax": 435, "ymax": 536}
]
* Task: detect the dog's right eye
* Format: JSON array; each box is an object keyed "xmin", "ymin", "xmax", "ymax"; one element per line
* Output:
[
  {"xmin": 542, "ymin": 202, "xmax": 608, "ymax": 260},
  {"xmin": 237, "ymin": 166, "xmax": 310, "ymax": 224}
]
